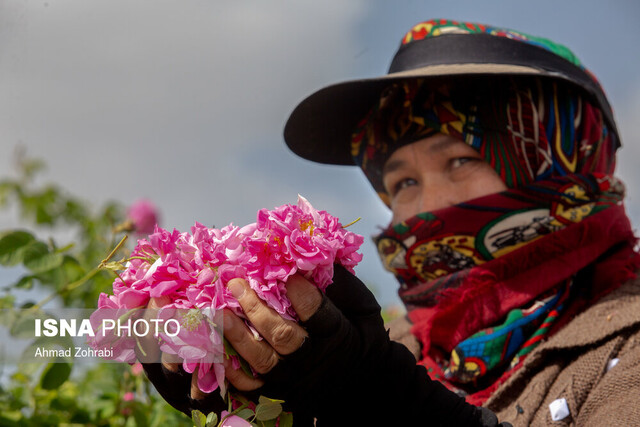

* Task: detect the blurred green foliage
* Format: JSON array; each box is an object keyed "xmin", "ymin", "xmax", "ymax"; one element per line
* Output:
[
  {"xmin": 0, "ymin": 153, "xmax": 191, "ymax": 426},
  {"xmin": 0, "ymin": 153, "xmax": 401, "ymax": 426}
]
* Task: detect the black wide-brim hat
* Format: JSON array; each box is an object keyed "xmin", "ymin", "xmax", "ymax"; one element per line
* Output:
[{"xmin": 284, "ymin": 21, "xmax": 620, "ymax": 166}]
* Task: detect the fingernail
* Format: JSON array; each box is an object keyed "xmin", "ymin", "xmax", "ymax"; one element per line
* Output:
[{"xmin": 228, "ymin": 280, "xmax": 245, "ymax": 299}]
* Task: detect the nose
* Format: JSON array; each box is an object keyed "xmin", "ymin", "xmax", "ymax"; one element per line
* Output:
[{"xmin": 417, "ymin": 177, "xmax": 462, "ymax": 213}]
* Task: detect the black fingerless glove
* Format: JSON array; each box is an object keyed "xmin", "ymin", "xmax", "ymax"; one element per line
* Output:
[
  {"xmin": 141, "ymin": 363, "xmax": 226, "ymax": 417},
  {"xmin": 261, "ymin": 265, "xmax": 508, "ymax": 426}
]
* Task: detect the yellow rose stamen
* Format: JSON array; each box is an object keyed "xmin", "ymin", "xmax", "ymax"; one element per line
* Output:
[
  {"xmin": 181, "ymin": 308, "xmax": 204, "ymax": 331},
  {"xmin": 299, "ymin": 219, "xmax": 315, "ymax": 236}
]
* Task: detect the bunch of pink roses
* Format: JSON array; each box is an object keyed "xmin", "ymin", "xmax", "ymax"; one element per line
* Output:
[{"xmin": 89, "ymin": 196, "xmax": 363, "ymax": 395}]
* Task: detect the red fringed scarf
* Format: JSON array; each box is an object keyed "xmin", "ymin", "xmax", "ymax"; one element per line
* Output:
[{"xmin": 376, "ymin": 172, "xmax": 639, "ymax": 402}]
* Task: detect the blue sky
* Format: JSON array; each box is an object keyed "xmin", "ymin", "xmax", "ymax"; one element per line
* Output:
[{"xmin": 1, "ymin": 0, "xmax": 639, "ymax": 308}]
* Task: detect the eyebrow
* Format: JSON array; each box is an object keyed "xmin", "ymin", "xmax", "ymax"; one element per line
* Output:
[
  {"xmin": 382, "ymin": 158, "xmax": 407, "ymax": 177},
  {"xmin": 382, "ymin": 137, "xmax": 453, "ymax": 176}
]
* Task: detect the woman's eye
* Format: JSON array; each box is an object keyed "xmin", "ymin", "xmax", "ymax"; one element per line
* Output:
[
  {"xmin": 392, "ymin": 178, "xmax": 417, "ymax": 195},
  {"xmin": 451, "ymin": 157, "xmax": 477, "ymax": 169}
]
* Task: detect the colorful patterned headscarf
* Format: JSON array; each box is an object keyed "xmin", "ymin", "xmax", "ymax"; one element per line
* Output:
[
  {"xmin": 352, "ymin": 20, "xmax": 640, "ymax": 403},
  {"xmin": 351, "ymin": 77, "xmax": 617, "ymax": 204},
  {"xmin": 400, "ymin": 19, "xmax": 583, "ymax": 66}
]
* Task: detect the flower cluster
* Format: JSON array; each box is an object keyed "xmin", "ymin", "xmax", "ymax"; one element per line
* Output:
[{"xmin": 89, "ymin": 196, "xmax": 363, "ymax": 395}]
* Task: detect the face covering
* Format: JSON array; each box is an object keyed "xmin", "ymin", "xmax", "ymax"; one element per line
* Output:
[{"xmin": 353, "ymin": 77, "xmax": 640, "ymax": 403}]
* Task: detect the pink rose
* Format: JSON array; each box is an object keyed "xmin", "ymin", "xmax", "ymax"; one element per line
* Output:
[
  {"xmin": 219, "ymin": 411, "xmax": 252, "ymax": 427},
  {"xmin": 127, "ymin": 199, "xmax": 160, "ymax": 235},
  {"xmin": 131, "ymin": 362, "xmax": 143, "ymax": 376}
]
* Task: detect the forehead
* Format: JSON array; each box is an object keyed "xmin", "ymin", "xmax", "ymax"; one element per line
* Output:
[{"xmin": 382, "ymin": 134, "xmax": 470, "ymax": 175}]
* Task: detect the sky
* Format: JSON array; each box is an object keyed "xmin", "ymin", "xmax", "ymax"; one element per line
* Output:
[{"xmin": 1, "ymin": 0, "xmax": 639, "ymax": 309}]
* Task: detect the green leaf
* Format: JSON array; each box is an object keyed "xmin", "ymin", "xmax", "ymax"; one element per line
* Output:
[
  {"xmin": 22, "ymin": 240, "xmax": 48, "ymax": 260},
  {"xmin": 35, "ymin": 203, "xmax": 54, "ymax": 224},
  {"xmin": 132, "ymin": 402, "xmax": 150, "ymax": 427},
  {"xmin": 0, "ymin": 230, "xmax": 35, "ymax": 266},
  {"xmin": 277, "ymin": 412, "xmax": 294, "ymax": 427},
  {"xmin": 11, "ymin": 371, "xmax": 30, "ymax": 383},
  {"xmin": 23, "ymin": 242, "xmax": 63, "ymax": 274},
  {"xmin": 255, "ymin": 398, "xmax": 282, "ymax": 421},
  {"xmin": 0, "ymin": 294, "xmax": 16, "ymax": 309},
  {"xmin": 0, "ymin": 305, "xmax": 15, "ymax": 327},
  {"xmin": 13, "ymin": 275, "xmax": 35, "ymax": 289},
  {"xmin": 205, "ymin": 411, "xmax": 218, "ymax": 427},
  {"xmin": 0, "ymin": 230, "xmax": 35, "ymax": 253},
  {"xmin": 236, "ymin": 408, "xmax": 255, "ymax": 420},
  {"xmin": 191, "ymin": 409, "xmax": 206, "ymax": 427},
  {"xmin": 63, "ymin": 199, "xmax": 88, "ymax": 222},
  {"xmin": 258, "ymin": 396, "xmax": 285, "ymax": 405},
  {"xmin": 21, "ymin": 157, "xmax": 46, "ymax": 179},
  {"xmin": 40, "ymin": 360, "xmax": 72, "ymax": 390},
  {"xmin": 0, "ymin": 410, "xmax": 23, "ymax": 424},
  {"xmin": 9, "ymin": 310, "xmax": 38, "ymax": 338},
  {"xmin": 69, "ymin": 408, "xmax": 92, "ymax": 424},
  {"xmin": 61, "ymin": 255, "xmax": 85, "ymax": 282},
  {"xmin": 0, "ymin": 180, "xmax": 17, "ymax": 206}
]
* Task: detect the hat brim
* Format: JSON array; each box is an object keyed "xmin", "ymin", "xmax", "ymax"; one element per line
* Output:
[{"xmin": 284, "ymin": 34, "xmax": 619, "ymax": 166}]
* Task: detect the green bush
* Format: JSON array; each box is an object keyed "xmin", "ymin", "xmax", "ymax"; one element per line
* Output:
[{"xmin": 0, "ymin": 154, "xmax": 191, "ymax": 426}]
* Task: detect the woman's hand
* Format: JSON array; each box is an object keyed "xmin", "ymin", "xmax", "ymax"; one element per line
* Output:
[
  {"xmin": 221, "ymin": 275, "xmax": 322, "ymax": 391},
  {"xmin": 139, "ymin": 266, "xmax": 506, "ymax": 426}
]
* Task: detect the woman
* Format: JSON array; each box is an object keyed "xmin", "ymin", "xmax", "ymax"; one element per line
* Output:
[{"xmin": 145, "ymin": 20, "xmax": 640, "ymax": 426}]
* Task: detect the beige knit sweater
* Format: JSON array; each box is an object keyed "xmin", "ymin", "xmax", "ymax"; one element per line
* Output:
[{"xmin": 387, "ymin": 275, "xmax": 640, "ymax": 426}]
